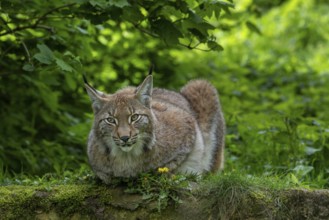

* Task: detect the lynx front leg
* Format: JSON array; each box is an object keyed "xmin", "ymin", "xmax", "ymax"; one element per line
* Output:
[
  {"xmin": 164, "ymin": 154, "xmax": 188, "ymax": 172},
  {"xmin": 93, "ymin": 168, "xmax": 112, "ymax": 184},
  {"xmin": 166, "ymin": 144, "xmax": 205, "ymax": 175}
]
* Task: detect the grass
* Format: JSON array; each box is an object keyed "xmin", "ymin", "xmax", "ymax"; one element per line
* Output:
[{"xmin": 198, "ymin": 172, "xmax": 305, "ymax": 219}]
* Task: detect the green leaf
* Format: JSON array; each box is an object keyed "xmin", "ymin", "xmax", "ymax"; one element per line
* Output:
[
  {"xmin": 108, "ymin": 0, "xmax": 130, "ymax": 8},
  {"xmin": 196, "ymin": 1, "xmax": 234, "ymax": 19},
  {"xmin": 153, "ymin": 19, "xmax": 183, "ymax": 45},
  {"xmin": 207, "ymin": 41, "xmax": 224, "ymax": 51},
  {"xmin": 289, "ymin": 173, "xmax": 299, "ymax": 185},
  {"xmin": 158, "ymin": 5, "xmax": 183, "ymax": 19},
  {"xmin": 122, "ymin": 6, "xmax": 144, "ymax": 23},
  {"xmin": 22, "ymin": 63, "xmax": 35, "ymax": 72},
  {"xmin": 89, "ymin": 0, "xmax": 107, "ymax": 8},
  {"xmin": 37, "ymin": 44, "xmax": 54, "ymax": 58},
  {"xmin": 34, "ymin": 54, "xmax": 51, "ymax": 64},
  {"xmin": 34, "ymin": 44, "xmax": 54, "ymax": 64},
  {"xmin": 246, "ymin": 21, "xmax": 262, "ymax": 35},
  {"xmin": 305, "ymin": 147, "xmax": 322, "ymax": 156},
  {"xmin": 55, "ymin": 58, "xmax": 74, "ymax": 72},
  {"xmin": 182, "ymin": 19, "xmax": 215, "ymax": 41},
  {"xmin": 188, "ymin": 11, "xmax": 203, "ymax": 23},
  {"xmin": 217, "ymin": 0, "xmax": 234, "ymax": 14},
  {"xmin": 189, "ymin": 28, "xmax": 207, "ymax": 41},
  {"xmin": 293, "ymin": 165, "xmax": 314, "ymax": 177},
  {"xmin": 217, "ymin": 1, "xmax": 235, "ymax": 9}
]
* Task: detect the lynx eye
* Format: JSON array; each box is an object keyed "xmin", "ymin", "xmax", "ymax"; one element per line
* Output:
[
  {"xmin": 105, "ymin": 117, "xmax": 116, "ymax": 125},
  {"xmin": 130, "ymin": 114, "xmax": 140, "ymax": 122}
]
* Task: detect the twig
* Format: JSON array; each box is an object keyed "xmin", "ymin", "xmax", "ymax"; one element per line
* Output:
[
  {"xmin": 178, "ymin": 42, "xmax": 212, "ymax": 52},
  {"xmin": 134, "ymin": 24, "xmax": 159, "ymax": 38},
  {"xmin": 21, "ymin": 41, "xmax": 31, "ymax": 63}
]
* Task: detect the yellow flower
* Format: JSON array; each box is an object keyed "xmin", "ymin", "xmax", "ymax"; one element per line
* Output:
[{"xmin": 157, "ymin": 167, "xmax": 169, "ymax": 173}]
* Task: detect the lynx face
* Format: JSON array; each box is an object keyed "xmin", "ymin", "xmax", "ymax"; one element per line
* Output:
[
  {"xmin": 85, "ymin": 75, "xmax": 154, "ymax": 157},
  {"xmin": 96, "ymin": 98, "xmax": 154, "ymax": 156}
]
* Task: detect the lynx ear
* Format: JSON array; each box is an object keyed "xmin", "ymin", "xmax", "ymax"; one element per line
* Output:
[
  {"xmin": 83, "ymin": 75, "xmax": 104, "ymax": 113},
  {"xmin": 135, "ymin": 75, "xmax": 153, "ymax": 108}
]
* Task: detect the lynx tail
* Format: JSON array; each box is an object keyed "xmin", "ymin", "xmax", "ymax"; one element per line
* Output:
[{"xmin": 181, "ymin": 80, "xmax": 225, "ymax": 171}]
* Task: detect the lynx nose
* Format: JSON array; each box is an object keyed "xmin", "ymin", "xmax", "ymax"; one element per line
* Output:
[{"xmin": 120, "ymin": 136, "xmax": 130, "ymax": 143}]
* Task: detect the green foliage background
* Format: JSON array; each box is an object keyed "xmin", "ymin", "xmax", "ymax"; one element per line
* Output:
[{"xmin": 0, "ymin": 0, "xmax": 328, "ymax": 187}]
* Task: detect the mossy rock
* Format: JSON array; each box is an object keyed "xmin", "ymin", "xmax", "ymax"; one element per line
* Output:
[{"xmin": 1, "ymin": 180, "xmax": 329, "ymax": 219}]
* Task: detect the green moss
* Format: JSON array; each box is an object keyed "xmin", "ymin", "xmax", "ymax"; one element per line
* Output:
[
  {"xmin": 0, "ymin": 186, "xmax": 35, "ymax": 205},
  {"xmin": 90, "ymin": 185, "xmax": 113, "ymax": 203},
  {"xmin": 0, "ymin": 186, "xmax": 43, "ymax": 219},
  {"xmin": 0, "ymin": 184, "xmax": 104, "ymax": 219},
  {"xmin": 49, "ymin": 185, "xmax": 91, "ymax": 216}
]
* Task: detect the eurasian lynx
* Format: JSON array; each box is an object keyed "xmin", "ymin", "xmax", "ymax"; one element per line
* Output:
[{"xmin": 85, "ymin": 73, "xmax": 225, "ymax": 184}]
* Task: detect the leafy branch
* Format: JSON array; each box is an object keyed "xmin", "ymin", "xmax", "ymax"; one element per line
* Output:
[
  {"xmin": 133, "ymin": 22, "xmax": 220, "ymax": 52},
  {"xmin": 0, "ymin": 3, "xmax": 76, "ymax": 37}
]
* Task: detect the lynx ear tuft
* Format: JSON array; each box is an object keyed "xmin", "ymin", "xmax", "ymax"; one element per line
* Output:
[
  {"xmin": 84, "ymin": 76, "xmax": 104, "ymax": 112},
  {"xmin": 136, "ymin": 75, "xmax": 153, "ymax": 108},
  {"xmin": 148, "ymin": 64, "xmax": 154, "ymax": 76}
]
